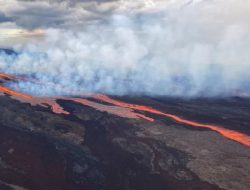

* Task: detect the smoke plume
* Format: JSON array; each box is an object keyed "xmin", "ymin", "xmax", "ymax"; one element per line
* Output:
[{"xmin": 0, "ymin": 0, "xmax": 250, "ymax": 97}]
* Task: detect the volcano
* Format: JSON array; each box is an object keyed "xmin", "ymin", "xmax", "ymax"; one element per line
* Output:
[
  {"xmin": 0, "ymin": 68, "xmax": 249, "ymax": 190},
  {"xmin": 0, "ymin": 0, "xmax": 250, "ymax": 189}
]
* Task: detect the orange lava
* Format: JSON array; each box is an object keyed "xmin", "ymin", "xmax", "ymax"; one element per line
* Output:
[
  {"xmin": 0, "ymin": 84, "xmax": 69, "ymax": 115},
  {"xmin": 0, "ymin": 75, "xmax": 152, "ymax": 120},
  {"xmin": 93, "ymin": 94, "xmax": 250, "ymax": 147},
  {"xmin": 35, "ymin": 97, "xmax": 70, "ymax": 115},
  {"xmin": 1, "ymin": 72, "xmax": 249, "ymax": 147},
  {"xmin": 0, "ymin": 85, "xmax": 32, "ymax": 100},
  {"xmin": 0, "ymin": 72, "xmax": 152, "ymax": 120},
  {"xmin": 69, "ymin": 98, "xmax": 154, "ymax": 121}
]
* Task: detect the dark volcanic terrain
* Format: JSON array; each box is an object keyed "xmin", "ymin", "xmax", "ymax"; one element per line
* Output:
[{"xmin": 0, "ymin": 92, "xmax": 249, "ymax": 190}]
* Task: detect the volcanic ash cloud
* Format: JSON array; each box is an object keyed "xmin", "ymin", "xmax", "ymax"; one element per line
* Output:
[{"xmin": 0, "ymin": 0, "xmax": 250, "ymax": 97}]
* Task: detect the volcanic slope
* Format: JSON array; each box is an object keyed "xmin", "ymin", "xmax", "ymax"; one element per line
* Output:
[{"xmin": 0, "ymin": 74, "xmax": 250, "ymax": 190}]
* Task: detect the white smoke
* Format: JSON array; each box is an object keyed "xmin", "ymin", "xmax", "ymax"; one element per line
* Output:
[{"xmin": 0, "ymin": 0, "xmax": 250, "ymax": 97}]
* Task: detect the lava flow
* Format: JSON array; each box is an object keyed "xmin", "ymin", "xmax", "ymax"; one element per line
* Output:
[
  {"xmin": 1, "ymin": 72, "xmax": 250, "ymax": 147},
  {"xmin": 70, "ymin": 98, "xmax": 154, "ymax": 121},
  {"xmin": 93, "ymin": 94, "xmax": 250, "ymax": 147},
  {"xmin": 0, "ymin": 73, "xmax": 69, "ymax": 114},
  {"xmin": 0, "ymin": 73, "xmax": 153, "ymax": 121}
]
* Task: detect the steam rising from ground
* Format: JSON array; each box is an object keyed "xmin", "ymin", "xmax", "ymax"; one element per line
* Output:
[{"xmin": 0, "ymin": 0, "xmax": 250, "ymax": 97}]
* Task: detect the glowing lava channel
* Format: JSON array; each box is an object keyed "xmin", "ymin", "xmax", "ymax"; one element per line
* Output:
[
  {"xmin": 1, "ymin": 72, "xmax": 250, "ymax": 147},
  {"xmin": 93, "ymin": 94, "xmax": 250, "ymax": 147},
  {"xmin": 0, "ymin": 73, "xmax": 153, "ymax": 120}
]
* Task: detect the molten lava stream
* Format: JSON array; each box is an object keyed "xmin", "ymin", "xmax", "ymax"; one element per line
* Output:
[
  {"xmin": 0, "ymin": 72, "xmax": 153, "ymax": 120},
  {"xmin": 0, "ymin": 85, "xmax": 32, "ymax": 100},
  {"xmin": 1, "ymin": 72, "xmax": 249, "ymax": 147},
  {"xmin": 0, "ymin": 84, "xmax": 69, "ymax": 115},
  {"xmin": 68, "ymin": 98, "xmax": 154, "ymax": 121},
  {"xmin": 0, "ymin": 81, "xmax": 152, "ymax": 121},
  {"xmin": 93, "ymin": 94, "xmax": 250, "ymax": 147}
]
